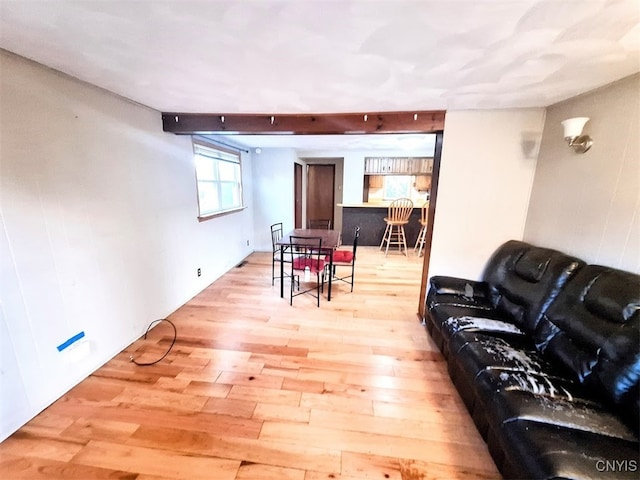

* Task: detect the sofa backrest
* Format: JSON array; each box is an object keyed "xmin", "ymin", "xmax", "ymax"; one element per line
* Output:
[
  {"xmin": 537, "ymin": 265, "xmax": 640, "ymax": 430},
  {"xmin": 481, "ymin": 240, "xmax": 584, "ymax": 333}
]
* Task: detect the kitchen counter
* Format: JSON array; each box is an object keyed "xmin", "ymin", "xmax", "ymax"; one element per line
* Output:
[
  {"xmin": 339, "ymin": 203, "xmax": 427, "ymax": 246},
  {"xmin": 338, "ymin": 202, "xmax": 428, "ymax": 209}
]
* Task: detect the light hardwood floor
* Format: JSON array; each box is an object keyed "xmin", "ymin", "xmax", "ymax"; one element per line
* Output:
[{"xmin": 0, "ymin": 247, "xmax": 500, "ymax": 480}]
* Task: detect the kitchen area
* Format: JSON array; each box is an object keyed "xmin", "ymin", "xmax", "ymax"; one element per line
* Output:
[
  {"xmin": 210, "ymin": 132, "xmax": 438, "ymax": 254},
  {"xmin": 340, "ymin": 156, "xmax": 433, "ymax": 246}
]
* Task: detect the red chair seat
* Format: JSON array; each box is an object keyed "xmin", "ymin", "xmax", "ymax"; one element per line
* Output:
[
  {"xmin": 327, "ymin": 250, "xmax": 354, "ymax": 264},
  {"xmin": 292, "ymin": 257, "xmax": 325, "ymax": 273}
]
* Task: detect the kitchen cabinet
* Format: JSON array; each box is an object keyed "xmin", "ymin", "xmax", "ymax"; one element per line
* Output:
[
  {"xmin": 415, "ymin": 158, "xmax": 433, "ymax": 174},
  {"xmin": 414, "ymin": 175, "xmax": 432, "ymax": 191},
  {"xmin": 364, "ymin": 157, "xmax": 433, "ymax": 174},
  {"xmin": 367, "ymin": 175, "xmax": 383, "ymax": 188},
  {"xmin": 364, "ymin": 157, "xmax": 393, "ymax": 173}
]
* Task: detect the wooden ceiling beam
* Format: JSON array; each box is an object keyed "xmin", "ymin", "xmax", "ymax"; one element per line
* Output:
[{"xmin": 161, "ymin": 111, "xmax": 445, "ymax": 135}]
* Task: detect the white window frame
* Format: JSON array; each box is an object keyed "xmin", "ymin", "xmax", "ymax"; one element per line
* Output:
[{"xmin": 193, "ymin": 139, "xmax": 244, "ymax": 220}]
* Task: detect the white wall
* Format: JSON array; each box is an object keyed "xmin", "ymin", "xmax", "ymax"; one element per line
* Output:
[
  {"xmin": 0, "ymin": 51, "xmax": 254, "ymax": 441},
  {"xmin": 524, "ymin": 75, "xmax": 640, "ymax": 273},
  {"xmin": 428, "ymin": 109, "xmax": 545, "ymax": 280},
  {"xmin": 251, "ymin": 148, "xmax": 298, "ymax": 251}
]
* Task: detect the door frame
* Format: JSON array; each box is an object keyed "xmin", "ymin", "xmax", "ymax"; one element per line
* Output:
[
  {"xmin": 294, "ymin": 162, "xmax": 303, "ymax": 228},
  {"xmin": 162, "ymin": 111, "xmax": 446, "ymax": 320},
  {"xmin": 417, "ymin": 131, "xmax": 443, "ymax": 319},
  {"xmin": 300, "ymin": 157, "xmax": 344, "ymax": 233},
  {"xmin": 305, "ymin": 164, "xmax": 335, "ymax": 229}
]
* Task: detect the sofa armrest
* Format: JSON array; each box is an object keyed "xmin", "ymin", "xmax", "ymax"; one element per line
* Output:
[{"xmin": 429, "ymin": 276, "xmax": 489, "ymax": 300}]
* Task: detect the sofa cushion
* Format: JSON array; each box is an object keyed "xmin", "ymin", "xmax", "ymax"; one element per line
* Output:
[
  {"xmin": 470, "ymin": 368, "xmax": 586, "ymax": 440},
  {"xmin": 482, "ymin": 241, "xmax": 584, "ymax": 333},
  {"xmin": 495, "ymin": 295, "xmax": 526, "ymax": 326},
  {"xmin": 593, "ymin": 318, "xmax": 640, "ymax": 431},
  {"xmin": 594, "ymin": 320, "xmax": 640, "ymax": 403},
  {"xmin": 447, "ymin": 334, "xmax": 554, "ymax": 414},
  {"xmin": 497, "ymin": 420, "xmax": 640, "ymax": 480},
  {"xmin": 451, "ymin": 336, "xmax": 554, "ymax": 379},
  {"xmin": 442, "ymin": 316, "xmax": 525, "ymax": 340},
  {"xmin": 447, "ymin": 330, "xmax": 531, "ymax": 363},
  {"xmin": 486, "ymin": 390, "xmax": 638, "ymax": 443},
  {"xmin": 513, "ymin": 247, "xmax": 552, "ymax": 283},
  {"xmin": 537, "ymin": 265, "xmax": 640, "ymax": 428},
  {"xmin": 535, "ymin": 327, "xmax": 597, "ymax": 383},
  {"xmin": 583, "ymin": 269, "xmax": 640, "ymax": 323},
  {"xmin": 439, "ymin": 317, "xmax": 528, "ymax": 363},
  {"xmin": 474, "ymin": 369, "xmax": 583, "ymax": 405},
  {"xmin": 428, "ymin": 276, "xmax": 490, "ymax": 299},
  {"xmin": 428, "ymin": 304, "xmax": 503, "ymax": 358},
  {"xmin": 425, "ymin": 276, "xmax": 493, "ymax": 326}
]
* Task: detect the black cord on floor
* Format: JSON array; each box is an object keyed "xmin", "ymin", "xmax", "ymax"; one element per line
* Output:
[{"xmin": 130, "ymin": 318, "xmax": 177, "ymax": 366}]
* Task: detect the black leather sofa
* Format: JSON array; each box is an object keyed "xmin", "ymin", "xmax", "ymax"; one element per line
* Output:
[{"xmin": 425, "ymin": 240, "xmax": 639, "ymax": 480}]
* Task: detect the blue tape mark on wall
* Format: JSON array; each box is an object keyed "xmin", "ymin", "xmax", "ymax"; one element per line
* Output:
[{"xmin": 56, "ymin": 331, "xmax": 85, "ymax": 352}]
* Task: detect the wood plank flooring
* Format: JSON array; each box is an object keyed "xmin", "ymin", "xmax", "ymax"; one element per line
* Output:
[{"xmin": 0, "ymin": 247, "xmax": 500, "ymax": 479}]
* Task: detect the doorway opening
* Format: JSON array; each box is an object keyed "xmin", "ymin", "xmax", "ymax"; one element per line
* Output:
[
  {"xmin": 306, "ymin": 164, "xmax": 335, "ymax": 229},
  {"xmin": 294, "ymin": 163, "xmax": 303, "ymax": 228},
  {"xmin": 164, "ymin": 112, "xmax": 445, "ymax": 299}
]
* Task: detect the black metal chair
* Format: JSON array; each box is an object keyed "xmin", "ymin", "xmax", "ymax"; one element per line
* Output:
[
  {"xmin": 307, "ymin": 219, "xmax": 332, "ymax": 229},
  {"xmin": 288, "ymin": 236, "xmax": 326, "ymax": 307},
  {"xmin": 270, "ymin": 223, "xmax": 290, "ymax": 286},
  {"xmin": 325, "ymin": 226, "xmax": 359, "ymax": 293}
]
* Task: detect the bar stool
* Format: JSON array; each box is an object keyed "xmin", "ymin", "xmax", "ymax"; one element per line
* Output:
[
  {"xmin": 414, "ymin": 204, "xmax": 428, "ymax": 256},
  {"xmin": 379, "ymin": 198, "xmax": 413, "ymax": 256}
]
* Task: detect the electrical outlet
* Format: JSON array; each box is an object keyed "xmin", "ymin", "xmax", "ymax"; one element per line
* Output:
[{"xmin": 197, "ymin": 268, "xmax": 201, "ymax": 277}]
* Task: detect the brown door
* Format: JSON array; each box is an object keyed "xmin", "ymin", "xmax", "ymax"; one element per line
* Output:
[
  {"xmin": 306, "ymin": 164, "xmax": 335, "ymax": 228},
  {"xmin": 294, "ymin": 163, "xmax": 302, "ymax": 228}
]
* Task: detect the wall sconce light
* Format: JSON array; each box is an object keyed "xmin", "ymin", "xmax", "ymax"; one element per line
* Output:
[{"xmin": 561, "ymin": 117, "xmax": 593, "ymax": 153}]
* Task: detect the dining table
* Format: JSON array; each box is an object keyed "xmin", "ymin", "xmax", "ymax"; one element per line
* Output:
[{"xmin": 276, "ymin": 228, "xmax": 341, "ymax": 302}]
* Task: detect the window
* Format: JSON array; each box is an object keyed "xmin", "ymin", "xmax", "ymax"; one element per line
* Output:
[
  {"xmin": 193, "ymin": 141, "xmax": 243, "ymax": 219},
  {"xmin": 383, "ymin": 175, "xmax": 413, "ymax": 200}
]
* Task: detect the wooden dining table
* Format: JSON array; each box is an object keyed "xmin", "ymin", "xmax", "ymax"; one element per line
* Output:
[{"xmin": 276, "ymin": 228, "xmax": 341, "ymax": 302}]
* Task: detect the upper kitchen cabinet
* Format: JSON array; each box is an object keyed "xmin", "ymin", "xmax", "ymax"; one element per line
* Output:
[
  {"xmin": 364, "ymin": 156, "xmax": 433, "ymax": 174},
  {"xmin": 414, "ymin": 158, "xmax": 433, "ymax": 174},
  {"xmin": 364, "ymin": 157, "xmax": 392, "ymax": 173},
  {"xmin": 368, "ymin": 175, "xmax": 384, "ymax": 188},
  {"xmin": 414, "ymin": 175, "xmax": 432, "ymax": 191}
]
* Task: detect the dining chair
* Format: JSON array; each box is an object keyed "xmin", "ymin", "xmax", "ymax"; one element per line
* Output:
[
  {"xmin": 379, "ymin": 197, "xmax": 413, "ymax": 256},
  {"xmin": 414, "ymin": 204, "xmax": 429, "ymax": 256},
  {"xmin": 288, "ymin": 236, "xmax": 326, "ymax": 307},
  {"xmin": 307, "ymin": 219, "xmax": 332, "ymax": 229},
  {"xmin": 325, "ymin": 226, "xmax": 359, "ymax": 293},
  {"xmin": 270, "ymin": 222, "xmax": 290, "ymax": 286}
]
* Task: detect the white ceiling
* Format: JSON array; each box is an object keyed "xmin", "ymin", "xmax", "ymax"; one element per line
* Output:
[{"xmin": 1, "ymin": 0, "xmax": 638, "ymax": 150}]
